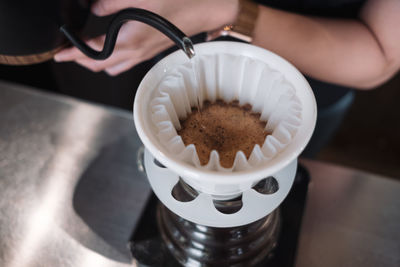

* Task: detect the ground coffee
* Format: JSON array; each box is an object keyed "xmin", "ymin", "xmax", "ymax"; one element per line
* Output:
[{"xmin": 178, "ymin": 99, "xmax": 269, "ymax": 168}]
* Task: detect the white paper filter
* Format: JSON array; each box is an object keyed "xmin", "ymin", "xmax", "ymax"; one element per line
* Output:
[{"xmin": 150, "ymin": 53, "xmax": 302, "ymax": 172}]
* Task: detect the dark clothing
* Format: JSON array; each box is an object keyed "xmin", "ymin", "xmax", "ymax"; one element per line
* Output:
[{"xmin": 255, "ymin": 0, "xmax": 365, "ymax": 17}]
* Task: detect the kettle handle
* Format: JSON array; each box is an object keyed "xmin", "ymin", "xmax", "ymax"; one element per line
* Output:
[{"xmin": 60, "ymin": 8, "xmax": 195, "ymax": 60}]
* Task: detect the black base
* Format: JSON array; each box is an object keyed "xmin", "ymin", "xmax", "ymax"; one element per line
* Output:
[{"xmin": 129, "ymin": 164, "xmax": 310, "ymax": 267}]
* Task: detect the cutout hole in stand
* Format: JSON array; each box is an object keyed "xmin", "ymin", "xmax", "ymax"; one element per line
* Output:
[
  {"xmin": 136, "ymin": 146, "xmax": 145, "ymax": 172},
  {"xmin": 213, "ymin": 195, "xmax": 243, "ymax": 214},
  {"xmin": 171, "ymin": 177, "xmax": 198, "ymax": 202},
  {"xmin": 154, "ymin": 158, "xmax": 166, "ymax": 168},
  {"xmin": 253, "ymin": 176, "xmax": 279, "ymax": 194}
]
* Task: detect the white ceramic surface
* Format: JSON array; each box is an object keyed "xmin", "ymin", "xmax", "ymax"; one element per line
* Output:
[
  {"xmin": 134, "ymin": 41, "xmax": 316, "ymax": 196},
  {"xmin": 149, "ymin": 53, "xmax": 302, "ymax": 173},
  {"xmin": 144, "ymin": 148, "xmax": 297, "ymax": 227}
]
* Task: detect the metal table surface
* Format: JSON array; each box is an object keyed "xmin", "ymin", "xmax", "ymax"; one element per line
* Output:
[{"xmin": 0, "ymin": 80, "xmax": 399, "ymax": 267}]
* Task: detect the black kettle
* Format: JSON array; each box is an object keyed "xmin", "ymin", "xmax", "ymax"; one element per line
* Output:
[{"xmin": 0, "ymin": 0, "xmax": 194, "ymax": 65}]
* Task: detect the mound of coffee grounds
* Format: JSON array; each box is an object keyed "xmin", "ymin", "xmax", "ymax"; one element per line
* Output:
[{"xmin": 177, "ymin": 99, "xmax": 269, "ymax": 168}]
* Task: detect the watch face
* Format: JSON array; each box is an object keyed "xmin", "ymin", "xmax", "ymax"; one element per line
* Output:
[{"xmin": 207, "ymin": 28, "xmax": 252, "ymax": 43}]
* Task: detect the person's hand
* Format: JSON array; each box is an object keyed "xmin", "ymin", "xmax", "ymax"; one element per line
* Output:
[{"xmin": 54, "ymin": 0, "xmax": 238, "ymax": 76}]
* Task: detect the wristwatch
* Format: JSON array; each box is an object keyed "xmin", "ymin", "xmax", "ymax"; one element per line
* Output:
[{"xmin": 207, "ymin": 0, "xmax": 259, "ymax": 43}]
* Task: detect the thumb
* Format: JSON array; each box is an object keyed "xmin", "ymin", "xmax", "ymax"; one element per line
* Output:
[{"xmin": 92, "ymin": 0, "xmax": 141, "ymax": 16}]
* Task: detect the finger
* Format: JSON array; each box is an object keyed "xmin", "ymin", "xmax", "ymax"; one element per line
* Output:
[
  {"xmin": 92, "ymin": 0, "xmax": 142, "ymax": 16},
  {"xmin": 74, "ymin": 50, "xmax": 135, "ymax": 72},
  {"xmin": 54, "ymin": 47, "xmax": 84, "ymax": 62},
  {"xmin": 54, "ymin": 36, "xmax": 106, "ymax": 62},
  {"xmin": 105, "ymin": 59, "xmax": 138, "ymax": 76},
  {"xmin": 75, "ymin": 58, "xmax": 104, "ymax": 72}
]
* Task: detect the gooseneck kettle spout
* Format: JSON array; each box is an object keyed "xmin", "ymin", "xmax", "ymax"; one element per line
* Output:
[{"xmin": 60, "ymin": 8, "xmax": 195, "ymax": 60}]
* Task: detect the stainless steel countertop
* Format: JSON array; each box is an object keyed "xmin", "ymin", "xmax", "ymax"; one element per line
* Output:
[{"xmin": 0, "ymin": 80, "xmax": 399, "ymax": 267}]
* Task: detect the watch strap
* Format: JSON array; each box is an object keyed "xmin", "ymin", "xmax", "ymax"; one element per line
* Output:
[{"xmin": 207, "ymin": 0, "xmax": 259, "ymax": 43}]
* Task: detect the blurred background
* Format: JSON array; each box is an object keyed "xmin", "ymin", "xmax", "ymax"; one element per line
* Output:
[{"xmin": 318, "ymin": 73, "xmax": 400, "ymax": 178}]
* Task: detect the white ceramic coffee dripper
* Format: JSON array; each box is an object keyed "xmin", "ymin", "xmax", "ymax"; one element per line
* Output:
[{"xmin": 134, "ymin": 41, "xmax": 316, "ymax": 227}]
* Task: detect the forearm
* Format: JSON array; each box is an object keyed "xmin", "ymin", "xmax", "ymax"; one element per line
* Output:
[{"xmin": 252, "ymin": 5, "xmax": 397, "ymax": 89}]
